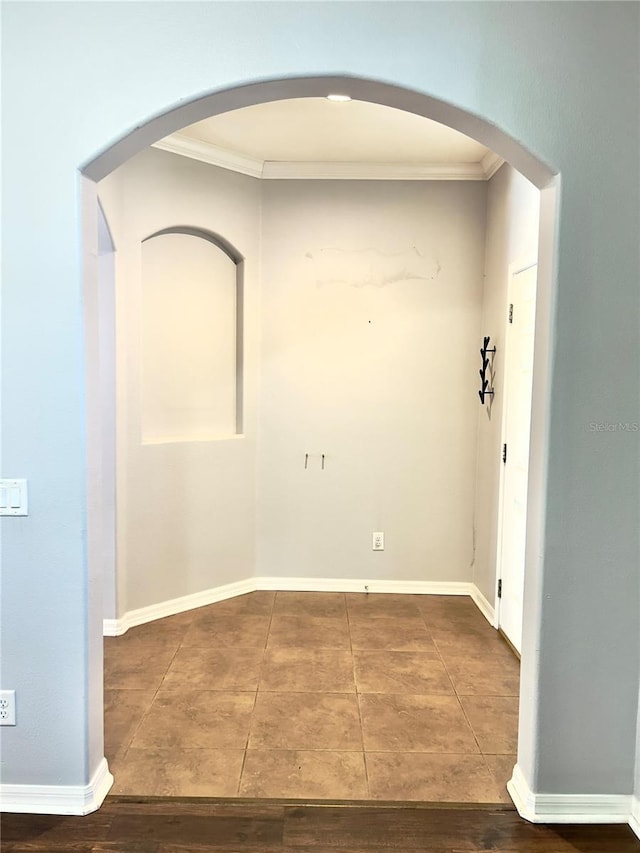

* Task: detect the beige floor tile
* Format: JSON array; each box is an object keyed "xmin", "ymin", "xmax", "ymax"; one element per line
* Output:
[
  {"xmin": 353, "ymin": 651, "xmax": 452, "ymax": 694},
  {"xmin": 267, "ymin": 614, "xmax": 350, "ymax": 649},
  {"xmin": 273, "ymin": 591, "xmax": 346, "ymax": 617},
  {"xmin": 249, "ymin": 692, "xmax": 362, "ymax": 750},
  {"xmin": 346, "ymin": 593, "xmax": 421, "ymax": 619},
  {"xmin": 415, "ymin": 594, "xmax": 478, "ymax": 614},
  {"xmin": 104, "ymin": 689, "xmax": 155, "ymax": 760},
  {"xmin": 162, "ymin": 646, "xmax": 264, "ymax": 691},
  {"xmin": 349, "ymin": 616, "xmax": 436, "ymax": 651},
  {"xmin": 240, "ymin": 749, "xmax": 367, "ymax": 798},
  {"xmin": 416, "ymin": 596, "xmax": 488, "ymax": 627},
  {"xmin": 444, "ymin": 655, "xmax": 520, "ymax": 696},
  {"xmin": 460, "ymin": 695, "xmax": 519, "ymax": 754},
  {"xmin": 190, "ymin": 591, "xmax": 275, "ymax": 619},
  {"xmin": 431, "ymin": 631, "xmax": 517, "ymax": 661},
  {"xmin": 359, "ymin": 694, "xmax": 479, "ymax": 753},
  {"xmin": 131, "ymin": 690, "xmax": 255, "ymax": 749},
  {"xmin": 260, "ymin": 648, "xmax": 355, "ymax": 693},
  {"xmin": 366, "ymin": 752, "xmax": 501, "ymax": 802},
  {"xmin": 484, "ymin": 753, "xmax": 517, "ymax": 803},
  {"xmin": 429, "ymin": 615, "xmax": 499, "ymax": 639},
  {"xmin": 429, "ymin": 606, "xmax": 492, "ymax": 626},
  {"xmin": 104, "ymin": 645, "xmax": 175, "ymax": 691},
  {"xmin": 110, "ymin": 747, "xmax": 244, "ymax": 796},
  {"xmin": 429, "ymin": 618, "xmax": 499, "ymax": 642},
  {"xmin": 104, "ymin": 591, "xmax": 523, "ymax": 801},
  {"xmin": 182, "ymin": 613, "xmax": 270, "ymax": 648},
  {"xmin": 103, "ymin": 627, "xmax": 182, "ymax": 657}
]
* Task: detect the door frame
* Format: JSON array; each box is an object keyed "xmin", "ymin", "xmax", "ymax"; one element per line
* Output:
[{"xmin": 494, "ymin": 256, "xmax": 539, "ymax": 642}]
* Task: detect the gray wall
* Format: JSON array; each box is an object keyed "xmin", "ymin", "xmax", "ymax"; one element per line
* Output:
[{"xmin": 1, "ymin": 1, "xmax": 638, "ymax": 806}]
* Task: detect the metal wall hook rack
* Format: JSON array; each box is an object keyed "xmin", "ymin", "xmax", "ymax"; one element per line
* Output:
[
  {"xmin": 481, "ymin": 335, "xmax": 496, "ymax": 355},
  {"xmin": 479, "ymin": 335, "xmax": 496, "ymax": 405}
]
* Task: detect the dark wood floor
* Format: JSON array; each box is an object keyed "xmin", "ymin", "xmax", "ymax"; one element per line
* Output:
[{"xmin": 2, "ymin": 797, "xmax": 639, "ymax": 852}]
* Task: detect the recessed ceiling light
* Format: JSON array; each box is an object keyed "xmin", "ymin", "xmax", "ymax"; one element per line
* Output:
[{"xmin": 326, "ymin": 94, "xmax": 352, "ymax": 102}]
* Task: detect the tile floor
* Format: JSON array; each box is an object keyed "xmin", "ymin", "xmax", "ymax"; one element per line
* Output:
[{"xmin": 104, "ymin": 592, "xmax": 520, "ymax": 802}]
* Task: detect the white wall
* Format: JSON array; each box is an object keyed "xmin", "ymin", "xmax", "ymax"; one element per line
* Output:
[
  {"xmin": 258, "ymin": 180, "xmax": 486, "ymax": 582},
  {"xmin": 1, "ymin": 0, "xmax": 638, "ymax": 817},
  {"xmin": 473, "ymin": 164, "xmax": 540, "ymax": 603},
  {"xmin": 96, "ymin": 206, "xmax": 117, "ymax": 620},
  {"xmin": 104, "ymin": 161, "xmax": 487, "ymax": 610},
  {"xmin": 98, "ymin": 148, "xmax": 261, "ymax": 615}
]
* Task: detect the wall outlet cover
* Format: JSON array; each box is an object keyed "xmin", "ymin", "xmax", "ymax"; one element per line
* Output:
[{"xmin": 0, "ymin": 690, "xmax": 16, "ymax": 725}]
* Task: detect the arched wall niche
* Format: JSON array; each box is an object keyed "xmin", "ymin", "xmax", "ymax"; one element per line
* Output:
[
  {"xmin": 143, "ymin": 225, "xmax": 244, "ymax": 265},
  {"xmin": 140, "ymin": 226, "xmax": 245, "ymax": 440}
]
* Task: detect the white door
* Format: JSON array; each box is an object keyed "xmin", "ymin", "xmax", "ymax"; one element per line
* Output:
[{"xmin": 497, "ymin": 263, "xmax": 537, "ymax": 654}]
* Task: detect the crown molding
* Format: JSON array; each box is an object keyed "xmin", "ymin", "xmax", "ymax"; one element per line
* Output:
[
  {"xmin": 153, "ymin": 132, "xmax": 503, "ymax": 181},
  {"xmin": 482, "ymin": 149, "xmax": 505, "ymax": 179},
  {"xmin": 153, "ymin": 133, "xmax": 263, "ymax": 178},
  {"xmin": 262, "ymin": 160, "xmax": 487, "ymax": 180}
]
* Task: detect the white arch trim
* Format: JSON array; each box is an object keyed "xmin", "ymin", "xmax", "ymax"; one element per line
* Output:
[{"xmin": 82, "ymin": 75, "xmax": 556, "ymax": 189}]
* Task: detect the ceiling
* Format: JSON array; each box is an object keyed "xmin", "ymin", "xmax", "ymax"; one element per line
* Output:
[{"xmin": 154, "ymin": 98, "xmax": 503, "ymax": 181}]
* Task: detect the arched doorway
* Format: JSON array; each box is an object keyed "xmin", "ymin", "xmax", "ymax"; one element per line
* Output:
[{"xmin": 83, "ymin": 75, "xmax": 558, "ymax": 815}]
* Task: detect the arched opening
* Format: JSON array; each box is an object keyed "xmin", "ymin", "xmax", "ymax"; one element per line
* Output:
[
  {"xmin": 83, "ymin": 76, "xmax": 555, "ymax": 190},
  {"xmin": 84, "ymin": 74, "xmax": 558, "ymax": 810},
  {"xmin": 141, "ymin": 227, "xmax": 244, "ymax": 440}
]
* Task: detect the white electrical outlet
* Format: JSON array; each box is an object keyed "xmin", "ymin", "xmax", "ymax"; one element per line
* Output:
[
  {"xmin": 0, "ymin": 690, "xmax": 16, "ymax": 725},
  {"xmin": 372, "ymin": 531, "xmax": 384, "ymax": 551}
]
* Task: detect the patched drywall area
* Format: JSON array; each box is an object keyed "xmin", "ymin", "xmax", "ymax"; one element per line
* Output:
[
  {"xmin": 98, "ymin": 148, "xmax": 261, "ymax": 615},
  {"xmin": 258, "ymin": 180, "xmax": 487, "ymax": 581},
  {"xmin": 473, "ymin": 164, "xmax": 540, "ymax": 604}
]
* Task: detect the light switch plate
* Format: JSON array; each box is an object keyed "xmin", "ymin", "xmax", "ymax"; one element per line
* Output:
[{"xmin": 0, "ymin": 480, "xmax": 28, "ymax": 516}]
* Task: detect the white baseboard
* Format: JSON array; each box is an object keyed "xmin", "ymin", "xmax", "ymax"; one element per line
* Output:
[
  {"xmin": 104, "ymin": 577, "xmax": 476, "ymax": 635},
  {"xmin": 507, "ymin": 763, "xmax": 632, "ymax": 825},
  {"xmin": 0, "ymin": 757, "xmax": 113, "ymax": 816},
  {"xmin": 630, "ymin": 795, "xmax": 640, "ymax": 840},
  {"xmin": 103, "ymin": 577, "xmax": 255, "ymax": 636},
  {"xmin": 255, "ymin": 576, "xmax": 474, "ymax": 595},
  {"xmin": 469, "ymin": 585, "xmax": 495, "ymax": 626}
]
